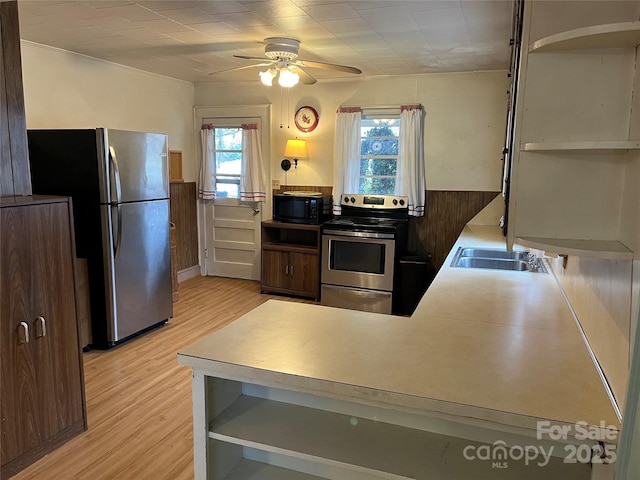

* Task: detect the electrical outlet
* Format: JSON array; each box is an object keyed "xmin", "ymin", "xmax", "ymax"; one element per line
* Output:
[{"xmin": 272, "ymin": 179, "xmax": 281, "ymax": 190}]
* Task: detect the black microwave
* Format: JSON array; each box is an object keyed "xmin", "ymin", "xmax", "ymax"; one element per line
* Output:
[{"xmin": 273, "ymin": 193, "xmax": 332, "ymax": 224}]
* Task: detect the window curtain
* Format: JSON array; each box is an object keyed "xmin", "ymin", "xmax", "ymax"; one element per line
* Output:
[
  {"xmin": 397, "ymin": 105, "xmax": 426, "ymax": 217},
  {"xmin": 240, "ymin": 124, "xmax": 267, "ymax": 202},
  {"xmin": 332, "ymin": 107, "xmax": 362, "ymax": 215},
  {"xmin": 198, "ymin": 126, "xmax": 216, "ymax": 199}
]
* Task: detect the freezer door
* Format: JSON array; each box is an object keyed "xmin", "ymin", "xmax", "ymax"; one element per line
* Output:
[
  {"xmin": 102, "ymin": 129, "xmax": 169, "ymax": 203},
  {"xmin": 102, "ymin": 199, "xmax": 173, "ymax": 342}
]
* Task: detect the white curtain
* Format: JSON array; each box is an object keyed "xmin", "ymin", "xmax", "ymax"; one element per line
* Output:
[
  {"xmin": 397, "ymin": 105, "xmax": 426, "ymax": 217},
  {"xmin": 332, "ymin": 107, "xmax": 362, "ymax": 215},
  {"xmin": 240, "ymin": 124, "xmax": 267, "ymax": 202},
  {"xmin": 199, "ymin": 127, "xmax": 216, "ymax": 199}
]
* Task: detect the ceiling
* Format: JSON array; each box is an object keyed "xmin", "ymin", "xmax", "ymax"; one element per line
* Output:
[{"xmin": 17, "ymin": 0, "xmax": 513, "ymax": 84}]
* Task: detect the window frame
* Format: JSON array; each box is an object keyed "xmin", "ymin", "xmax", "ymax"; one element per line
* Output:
[
  {"xmin": 200, "ymin": 116, "xmax": 262, "ymax": 203},
  {"xmin": 211, "ymin": 126, "xmax": 243, "ymax": 199},
  {"xmin": 358, "ymin": 109, "xmax": 400, "ymax": 195}
]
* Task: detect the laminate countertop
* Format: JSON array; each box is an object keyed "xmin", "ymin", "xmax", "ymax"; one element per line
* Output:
[{"xmin": 178, "ymin": 224, "xmax": 620, "ymax": 440}]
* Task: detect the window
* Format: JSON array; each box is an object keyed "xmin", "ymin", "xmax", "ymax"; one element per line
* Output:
[
  {"xmin": 212, "ymin": 127, "xmax": 242, "ymax": 198},
  {"xmin": 359, "ymin": 116, "xmax": 400, "ymax": 195}
]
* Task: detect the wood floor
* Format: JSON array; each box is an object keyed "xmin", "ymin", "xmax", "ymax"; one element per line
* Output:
[{"xmin": 12, "ymin": 276, "xmax": 314, "ymax": 480}]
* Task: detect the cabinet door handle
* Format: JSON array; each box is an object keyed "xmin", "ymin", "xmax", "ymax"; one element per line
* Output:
[
  {"xmin": 18, "ymin": 322, "xmax": 30, "ymax": 344},
  {"xmin": 285, "ymin": 265, "xmax": 289, "ymax": 275},
  {"xmin": 290, "ymin": 265, "xmax": 294, "ymax": 276},
  {"xmin": 35, "ymin": 316, "xmax": 47, "ymax": 338}
]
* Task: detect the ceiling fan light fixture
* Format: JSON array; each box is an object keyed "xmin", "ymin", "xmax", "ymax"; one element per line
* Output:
[
  {"xmin": 278, "ymin": 68, "xmax": 299, "ymax": 88},
  {"xmin": 259, "ymin": 68, "xmax": 275, "ymax": 86}
]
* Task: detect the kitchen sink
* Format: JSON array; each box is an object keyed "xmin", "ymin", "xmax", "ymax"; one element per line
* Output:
[
  {"xmin": 457, "ymin": 248, "xmax": 529, "ymax": 261},
  {"xmin": 451, "ymin": 248, "xmax": 547, "ymax": 273}
]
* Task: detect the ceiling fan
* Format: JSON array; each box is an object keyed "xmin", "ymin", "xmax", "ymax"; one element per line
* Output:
[{"xmin": 209, "ymin": 37, "xmax": 362, "ymax": 86}]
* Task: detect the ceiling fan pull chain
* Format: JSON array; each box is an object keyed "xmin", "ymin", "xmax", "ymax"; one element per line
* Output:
[
  {"xmin": 287, "ymin": 90, "xmax": 291, "ymax": 129},
  {"xmin": 280, "ymin": 85, "xmax": 284, "ymax": 129}
]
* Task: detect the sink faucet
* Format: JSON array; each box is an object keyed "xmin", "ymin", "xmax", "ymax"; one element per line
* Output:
[{"xmin": 527, "ymin": 252, "xmax": 540, "ymax": 272}]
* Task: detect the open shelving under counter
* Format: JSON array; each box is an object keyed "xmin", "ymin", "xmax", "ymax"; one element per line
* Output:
[
  {"xmin": 516, "ymin": 237, "xmax": 634, "ymax": 261},
  {"xmin": 222, "ymin": 458, "xmax": 324, "ymax": 480},
  {"xmin": 202, "ymin": 388, "xmax": 591, "ymax": 480}
]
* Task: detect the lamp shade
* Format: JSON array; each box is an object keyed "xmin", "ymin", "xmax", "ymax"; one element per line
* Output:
[
  {"xmin": 259, "ymin": 69, "xmax": 275, "ymax": 86},
  {"xmin": 284, "ymin": 139, "xmax": 308, "ymax": 159},
  {"xmin": 278, "ymin": 68, "xmax": 299, "ymax": 88}
]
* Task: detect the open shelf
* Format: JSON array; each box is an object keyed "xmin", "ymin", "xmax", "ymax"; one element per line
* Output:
[
  {"xmin": 530, "ymin": 21, "xmax": 640, "ymax": 52},
  {"xmin": 210, "ymin": 395, "xmax": 421, "ymax": 479},
  {"xmin": 262, "ymin": 220, "xmax": 322, "ymax": 232},
  {"xmin": 263, "ymin": 241, "xmax": 318, "ymax": 254},
  {"xmin": 521, "ymin": 140, "xmax": 640, "ymax": 152},
  {"xmin": 516, "ymin": 237, "xmax": 634, "ymax": 260},
  {"xmin": 210, "ymin": 395, "xmax": 590, "ymax": 480},
  {"xmin": 225, "ymin": 458, "xmax": 324, "ymax": 480}
]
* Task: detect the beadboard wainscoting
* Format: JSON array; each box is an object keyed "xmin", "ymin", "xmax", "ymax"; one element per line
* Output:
[{"xmin": 170, "ymin": 182, "xmax": 199, "ymax": 271}]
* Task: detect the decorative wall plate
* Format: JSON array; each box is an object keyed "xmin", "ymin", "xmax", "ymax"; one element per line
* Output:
[{"xmin": 294, "ymin": 106, "xmax": 319, "ymax": 132}]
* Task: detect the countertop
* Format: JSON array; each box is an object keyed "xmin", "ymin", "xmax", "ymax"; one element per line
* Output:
[{"xmin": 178, "ymin": 224, "xmax": 620, "ymax": 439}]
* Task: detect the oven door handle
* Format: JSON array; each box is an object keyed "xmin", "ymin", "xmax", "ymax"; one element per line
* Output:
[
  {"xmin": 323, "ymin": 229, "xmax": 395, "ymax": 239},
  {"xmin": 348, "ymin": 289, "xmax": 392, "ymax": 298}
]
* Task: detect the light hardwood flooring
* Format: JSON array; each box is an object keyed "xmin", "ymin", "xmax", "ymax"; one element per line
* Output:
[{"xmin": 12, "ymin": 276, "xmax": 314, "ymax": 480}]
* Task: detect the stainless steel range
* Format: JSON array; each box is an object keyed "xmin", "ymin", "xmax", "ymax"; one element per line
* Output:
[{"xmin": 321, "ymin": 194, "xmax": 408, "ymax": 314}]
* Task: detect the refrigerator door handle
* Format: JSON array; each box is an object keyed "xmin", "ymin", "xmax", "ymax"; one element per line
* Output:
[
  {"xmin": 114, "ymin": 204, "xmax": 122, "ymax": 259},
  {"xmin": 110, "ymin": 204, "xmax": 123, "ymax": 259},
  {"xmin": 109, "ymin": 146, "xmax": 123, "ymax": 205},
  {"xmin": 109, "ymin": 146, "xmax": 123, "ymax": 259}
]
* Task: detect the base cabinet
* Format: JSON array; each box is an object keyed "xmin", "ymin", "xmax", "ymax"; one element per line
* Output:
[
  {"xmin": 0, "ymin": 196, "xmax": 87, "ymax": 478},
  {"xmin": 261, "ymin": 222, "xmax": 321, "ymax": 300}
]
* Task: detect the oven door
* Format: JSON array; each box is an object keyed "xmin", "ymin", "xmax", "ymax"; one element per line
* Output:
[{"xmin": 321, "ymin": 229, "xmax": 395, "ymax": 291}]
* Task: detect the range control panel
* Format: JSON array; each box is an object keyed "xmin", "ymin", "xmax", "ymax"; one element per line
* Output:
[{"xmin": 341, "ymin": 194, "xmax": 408, "ymax": 209}]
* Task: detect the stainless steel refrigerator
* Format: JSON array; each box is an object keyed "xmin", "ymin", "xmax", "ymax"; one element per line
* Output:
[{"xmin": 28, "ymin": 128, "xmax": 173, "ymax": 348}]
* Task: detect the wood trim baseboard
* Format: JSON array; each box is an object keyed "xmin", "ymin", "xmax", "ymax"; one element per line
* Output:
[{"xmin": 178, "ymin": 265, "xmax": 201, "ymax": 283}]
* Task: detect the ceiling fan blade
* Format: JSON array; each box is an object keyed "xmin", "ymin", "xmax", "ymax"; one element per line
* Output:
[
  {"xmin": 234, "ymin": 55, "xmax": 269, "ymax": 61},
  {"xmin": 289, "ymin": 65, "xmax": 317, "ymax": 85},
  {"xmin": 209, "ymin": 62, "xmax": 272, "ymax": 76},
  {"xmin": 295, "ymin": 59, "xmax": 362, "ymax": 75}
]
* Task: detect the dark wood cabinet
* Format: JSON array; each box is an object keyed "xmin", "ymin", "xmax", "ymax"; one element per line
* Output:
[
  {"xmin": 261, "ymin": 221, "xmax": 321, "ymax": 300},
  {"xmin": 0, "ymin": 1, "xmax": 31, "ymax": 197},
  {"xmin": 0, "ymin": 196, "xmax": 87, "ymax": 478}
]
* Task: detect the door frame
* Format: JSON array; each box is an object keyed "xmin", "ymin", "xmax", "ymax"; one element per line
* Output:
[{"xmin": 193, "ymin": 105, "xmax": 272, "ymax": 277}]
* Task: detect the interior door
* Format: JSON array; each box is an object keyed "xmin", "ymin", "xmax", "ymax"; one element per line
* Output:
[{"xmin": 204, "ymin": 200, "xmax": 262, "ymax": 280}]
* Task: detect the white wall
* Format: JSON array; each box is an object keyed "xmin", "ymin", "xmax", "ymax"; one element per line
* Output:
[
  {"xmin": 20, "ymin": 41, "xmax": 196, "ymax": 181},
  {"xmin": 194, "ymin": 71, "xmax": 508, "ymax": 191}
]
